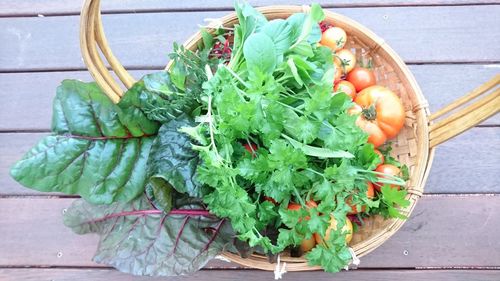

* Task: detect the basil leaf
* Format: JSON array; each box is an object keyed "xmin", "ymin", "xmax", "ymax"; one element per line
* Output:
[
  {"xmin": 11, "ymin": 80, "xmax": 155, "ymax": 204},
  {"xmin": 147, "ymin": 116, "xmax": 204, "ymax": 202},
  {"xmin": 64, "ymin": 196, "xmax": 234, "ymax": 276}
]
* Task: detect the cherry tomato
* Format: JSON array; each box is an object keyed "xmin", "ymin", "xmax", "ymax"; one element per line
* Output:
[
  {"xmin": 334, "ymin": 49, "xmax": 356, "ymax": 73},
  {"xmin": 374, "ymin": 149, "xmax": 385, "ymax": 166},
  {"xmin": 288, "ymin": 201, "xmax": 319, "ymax": 252},
  {"xmin": 263, "ymin": 196, "xmax": 278, "ymax": 205},
  {"xmin": 333, "ymin": 61, "xmax": 343, "ymax": 83},
  {"xmin": 288, "ymin": 200, "xmax": 318, "ymax": 211},
  {"xmin": 346, "ymin": 67, "xmax": 376, "ymax": 92},
  {"xmin": 243, "ymin": 143, "xmax": 258, "ymax": 157},
  {"xmin": 347, "ymin": 182, "xmax": 375, "ymax": 215},
  {"xmin": 354, "ymin": 86, "xmax": 406, "ymax": 147},
  {"xmin": 300, "ymin": 235, "xmax": 317, "ymax": 252},
  {"xmin": 314, "ymin": 216, "xmax": 353, "ymax": 245},
  {"xmin": 374, "ymin": 164, "xmax": 401, "ymax": 192},
  {"xmin": 334, "ymin": 80, "xmax": 356, "ymax": 100},
  {"xmin": 320, "ymin": 27, "xmax": 347, "ymax": 51}
]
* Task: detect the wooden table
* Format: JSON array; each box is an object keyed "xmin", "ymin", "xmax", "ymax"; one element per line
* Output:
[{"xmin": 1, "ymin": 1, "xmax": 499, "ymax": 280}]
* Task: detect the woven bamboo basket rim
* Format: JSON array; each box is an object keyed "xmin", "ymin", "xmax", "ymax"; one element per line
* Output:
[{"xmin": 79, "ymin": 0, "xmax": 500, "ymax": 272}]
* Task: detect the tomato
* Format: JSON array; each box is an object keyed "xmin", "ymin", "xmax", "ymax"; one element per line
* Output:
[
  {"xmin": 346, "ymin": 67, "xmax": 376, "ymax": 92},
  {"xmin": 300, "ymin": 235, "xmax": 317, "ymax": 252},
  {"xmin": 334, "ymin": 80, "xmax": 356, "ymax": 100},
  {"xmin": 374, "ymin": 149, "xmax": 385, "ymax": 166},
  {"xmin": 314, "ymin": 216, "xmax": 353, "ymax": 245},
  {"xmin": 288, "ymin": 200, "xmax": 317, "ymax": 211},
  {"xmin": 333, "ymin": 61, "xmax": 343, "ymax": 83},
  {"xmin": 320, "ymin": 27, "xmax": 347, "ymax": 51},
  {"xmin": 347, "ymin": 182, "xmax": 375, "ymax": 215},
  {"xmin": 288, "ymin": 201, "xmax": 318, "ymax": 252},
  {"xmin": 354, "ymin": 86, "xmax": 406, "ymax": 147},
  {"xmin": 374, "ymin": 164, "xmax": 401, "ymax": 192},
  {"xmin": 263, "ymin": 196, "xmax": 278, "ymax": 205},
  {"xmin": 243, "ymin": 143, "xmax": 257, "ymax": 157},
  {"xmin": 334, "ymin": 49, "xmax": 356, "ymax": 74}
]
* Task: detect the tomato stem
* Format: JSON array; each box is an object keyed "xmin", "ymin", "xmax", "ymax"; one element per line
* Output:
[{"xmin": 361, "ymin": 104, "xmax": 377, "ymax": 121}]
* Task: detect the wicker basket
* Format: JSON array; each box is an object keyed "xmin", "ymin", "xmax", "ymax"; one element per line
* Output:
[{"xmin": 80, "ymin": 0, "xmax": 500, "ymax": 272}]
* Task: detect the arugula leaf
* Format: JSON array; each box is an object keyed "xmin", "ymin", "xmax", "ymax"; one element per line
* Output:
[
  {"xmin": 64, "ymin": 196, "xmax": 234, "ymax": 276},
  {"xmin": 11, "ymin": 80, "xmax": 155, "ymax": 204}
]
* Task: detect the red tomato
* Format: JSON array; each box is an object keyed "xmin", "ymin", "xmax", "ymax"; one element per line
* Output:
[
  {"xmin": 354, "ymin": 86, "xmax": 406, "ymax": 147},
  {"xmin": 374, "ymin": 164, "xmax": 401, "ymax": 192},
  {"xmin": 243, "ymin": 143, "xmax": 257, "ymax": 156},
  {"xmin": 320, "ymin": 27, "xmax": 347, "ymax": 51},
  {"xmin": 334, "ymin": 49, "xmax": 356, "ymax": 73},
  {"xmin": 346, "ymin": 67, "xmax": 376, "ymax": 92},
  {"xmin": 347, "ymin": 182, "xmax": 375, "ymax": 215},
  {"xmin": 334, "ymin": 80, "xmax": 356, "ymax": 100},
  {"xmin": 263, "ymin": 196, "xmax": 278, "ymax": 205}
]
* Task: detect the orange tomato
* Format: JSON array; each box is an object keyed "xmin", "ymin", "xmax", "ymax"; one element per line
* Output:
[
  {"xmin": 314, "ymin": 216, "xmax": 353, "ymax": 245},
  {"xmin": 334, "ymin": 80, "xmax": 356, "ymax": 100},
  {"xmin": 346, "ymin": 67, "xmax": 376, "ymax": 92},
  {"xmin": 374, "ymin": 164, "xmax": 401, "ymax": 192},
  {"xmin": 374, "ymin": 149, "xmax": 385, "ymax": 166},
  {"xmin": 288, "ymin": 201, "xmax": 318, "ymax": 252},
  {"xmin": 354, "ymin": 86, "xmax": 406, "ymax": 147},
  {"xmin": 333, "ymin": 61, "xmax": 343, "ymax": 83},
  {"xmin": 320, "ymin": 27, "xmax": 347, "ymax": 51},
  {"xmin": 334, "ymin": 49, "xmax": 356, "ymax": 73},
  {"xmin": 347, "ymin": 182, "xmax": 375, "ymax": 215}
]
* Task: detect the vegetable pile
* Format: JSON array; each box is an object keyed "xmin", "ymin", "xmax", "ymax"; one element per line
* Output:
[{"xmin": 10, "ymin": 2, "xmax": 410, "ymax": 276}]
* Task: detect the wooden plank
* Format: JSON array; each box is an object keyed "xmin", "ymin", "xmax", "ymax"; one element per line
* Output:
[
  {"xmin": 0, "ymin": 196, "xmax": 499, "ymax": 268},
  {"xmin": 0, "ymin": 70, "xmax": 150, "ymax": 131},
  {"xmin": 1, "ymin": 126, "xmax": 498, "ymax": 195},
  {"xmin": 1, "ymin": 6, "xmax": 499, "ymax": 72},
  {"xmin": 1, "ymin": 65, "xmax": 498, "ymax": 132},
  {"xmin": 0, "ymin": 1, "xmax": 497, "ymax": 16},
  {"xmin": 1, "ymin": 268, "xmax": 499, "ymax": 281}
]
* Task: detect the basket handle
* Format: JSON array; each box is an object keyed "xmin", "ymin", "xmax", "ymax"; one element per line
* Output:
[
  {"xmin": 80, "ymin": 0, "xmax": 136, "ymax": 103},
  {"xmin": 428, "ymin": 74, "xmax": 500, "ymax": 148}
]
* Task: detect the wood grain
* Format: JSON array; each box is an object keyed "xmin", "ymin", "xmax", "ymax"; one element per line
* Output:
[
  {"xmin": 2, "ymin": 126, "xmax": 499, "ymax": 195},
  {"xmin": 1, "ymin": 6, "xmax": 499, "ymax": 72},
  {"xmin": 1, "ymin": 268, "xmax": 499, "ymax": 281},
  {"xmin": 0, "ymin": 0, "xmax": 497, "ymax": 16},
  {"xmin": 1, "ymin": 65, "xmax": 498, "ymax": 132},
  {"xmin": 0, "ymin": 196, "xmax": 499, "ymax": 268}
]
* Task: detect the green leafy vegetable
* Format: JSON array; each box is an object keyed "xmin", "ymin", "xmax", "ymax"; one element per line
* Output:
[
  {"xmin": 147, "ymin": 115, "xmax": 205, "ymax": 202},
  {"xmin": 11, "ymin": 80, "xmax": 155, "ymax": 204},
  {"xmin": 64, "ymin": 196, "xmax": 234, "ymax": 276}
]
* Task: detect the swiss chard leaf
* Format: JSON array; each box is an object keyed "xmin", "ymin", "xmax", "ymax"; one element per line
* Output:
[
  {"xmin": 11, "ymin": 80, "xmax": 155, "ymax": 204},
  {"xmin": 64, "ymin": 196, "xmax": 234, "ymax": 276},
  {"xmin": 147, "ymin": 116, "xmax": 204, "ymax": 203}
]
